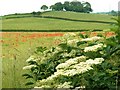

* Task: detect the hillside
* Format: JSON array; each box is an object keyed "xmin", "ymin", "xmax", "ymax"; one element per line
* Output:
[
  {"xmin": 41, "ymin": 11, "xmax": 116, "ymax": 23},
  {"xmin": 2, "ymin": 11, "xmax": 116, "ymax": 31}
]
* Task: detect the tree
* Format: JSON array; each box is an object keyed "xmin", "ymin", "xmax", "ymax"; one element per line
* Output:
[
  {"xmin": 50, "ymin": 5, "xmax": 56, "ymax": 11},
  {"xmin": 41, "ymin": 5, "xmax": 48, "ymax": 11},
  {"xmin": 82, "ymin": 2, "xmax": 92, "ymax": 13},
  {"xmin": 50, "ymin": 2, "xmax": 63, "ymax": 11},
  {"xmin": 110, "ymin": 10, "xmax": 117, "ymax": 16},
  {"xmin": 63, "ymin": 1, "xmax": 71, "ymax": 11},
  {"xmin": 70, "ymin": 1, "xmax": 83, "ymax": 12}
]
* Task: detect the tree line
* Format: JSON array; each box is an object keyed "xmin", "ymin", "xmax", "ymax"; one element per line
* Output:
[{"xmin": 41, "ymin": 1, "xmax": 93, "ymax": 13}]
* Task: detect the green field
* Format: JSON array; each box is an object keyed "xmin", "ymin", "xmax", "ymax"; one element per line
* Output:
[
  {"xmin": 41, "ymin": 11, "xmax": 115, "ymax": 22},
  {"xmin": 2, "ymin": 11, "xmax": 117, "ymax": 31}
]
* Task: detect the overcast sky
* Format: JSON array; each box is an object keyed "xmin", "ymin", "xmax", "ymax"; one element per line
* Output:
[{"xmin": 0, "ymin": 0, "xmax": 119, "ymax": 16}]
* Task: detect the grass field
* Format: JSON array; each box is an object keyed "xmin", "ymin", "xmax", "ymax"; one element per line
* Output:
[
  {"xmin": 2, "ymin": 11, "xmax": 117, "ymax": 31},
  {"xmin": 41, "ymin": 11, "xmax": 116, "ymax": 22},
  {"xmin": 2, "ymin": 17, "xmax": 111, "ymax": 31},
  {"xmin": 1, "ymin": 32, "xmax": 63, "ymax": 88}
]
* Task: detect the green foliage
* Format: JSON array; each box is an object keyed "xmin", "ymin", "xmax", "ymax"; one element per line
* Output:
[
  {"xmin": 50, "ymin": 2, "xmax": 64, "ymax": 11},
  {"xmin": 41, "ymin": 5, "xmax": 48, "ymax": 11},
  {"xmin": 50, "ymin": 1, "xmax": 92, "ymax": 13},
  {"xmin": 23, "ymin": 31, "xmax": 120, "ymax": 89}
]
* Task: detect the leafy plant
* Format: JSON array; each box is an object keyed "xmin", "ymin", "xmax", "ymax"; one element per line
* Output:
[{"xmin": 23, "ymin": 29, "xmax": 120, "ymax": 89}]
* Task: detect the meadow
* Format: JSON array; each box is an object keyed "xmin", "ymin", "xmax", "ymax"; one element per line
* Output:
[
  {"xmin": 1, "ymin": 32, "xmax": 63, "ymax": 88},
  {"xmin": 2, "ymin": 11, "xmax": 117, "ymax": 31}
]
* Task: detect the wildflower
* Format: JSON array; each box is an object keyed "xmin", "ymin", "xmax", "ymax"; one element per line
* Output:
[
  {"xmin": 94, "ymin": 58, "xmax": 104, "ymax": 64},
  {"xmin": 26, "ymin": 56, "xmax": 36, "ymax": 62},
  {"xmin": 64, "ymin": 33, "xmax": 77, "ymax": 37},
  {"xmin": 56, "ymin": 56, "xmax": 86, "ymax": 70},
  {"xmin": 23, "ymin": 65, "xmax": 37, "ymax": 70},
  {"xmin": 67, "ymin": 39, "xmax": 79, "ymax": 46},
  {"xmin": 81, "ymin": 36, "xmax": 103, "ymax": 42},
  {"xmin": 34, "ymin": 86, "xmax": 42, "ymax": 88},
  {"xmin": 63, "ymin": 69, "xmax": 77, "ymax": 76},
  {"xmin": 84, "ymin": 43, "xmax": 104, "ymax": 52},
  {"xmin": 57, "ymin": 82, "xmax": 73, "ymax": 88}
]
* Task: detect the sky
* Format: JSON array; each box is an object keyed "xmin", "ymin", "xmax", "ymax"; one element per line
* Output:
[{"xmin": 0, "ymin": 0, "xmax": 119, "ymax": 16}]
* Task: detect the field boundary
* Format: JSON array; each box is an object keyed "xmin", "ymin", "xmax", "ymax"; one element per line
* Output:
[
  {"xmin": 3, "ymin": 15, "xmax": 115, "ymax": 24},
  {"xmin": 1, "ymin": 29, "xmax": 103, "ymax": 32}
]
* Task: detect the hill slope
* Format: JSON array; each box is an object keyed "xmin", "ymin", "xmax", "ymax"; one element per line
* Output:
[{"xmin": 2, "ymin": 11, "xmax": 116, "ymax": 31}]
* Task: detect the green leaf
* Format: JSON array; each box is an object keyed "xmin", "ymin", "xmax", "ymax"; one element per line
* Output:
[
  {"xmin": 78, "ymin": 33, "xmax": 85, "ymax": 38},
  {"xmin": 28, "ymin": 61, "xmax": 37, "ymax": 65},
  {"xmin": 35, "ymin": 46, "xmax": 47, "ymax": 53},
  {"xmin": 25, "ymin": 82, "xmax": 34, "ymax": 86},
  {"xmin": 58, "ymin": 43, "xmax": 68, "ymax": 49},
  {"xmin": 22, "ymin": 74, "xmax": 33, "ymax": 79},
  {"xmin": 25, "ymin": 75, "xmax": 34, "ymax": 79}
]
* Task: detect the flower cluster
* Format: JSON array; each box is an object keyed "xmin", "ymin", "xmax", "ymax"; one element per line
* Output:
[
  {"xmin": 56, "ymin": 56, "xmax": 86, "ymax": 70},
  {"xmin": 67, "ymin": 39, "xmax": 79, "ymax": 46},
  {"xmin": 81, "ymin": 36, "xmax": 103, "ymax": 42},
  {"xmin": 57, "ymin": 82, "xmax": 73, "ymax": 88},
  {"xmin": 23, "ymin": 65, "xmax": 37, "ymax": 70},
  {"xmin": 26, "ymin": 55, "xmax": 36, "ymax": 62},
  {"xmin": 84, "ymin": 43, "xmax": 104, "ymax": 52},
  {"xmin": 55, "ymin": 58, "xmax": 104, "ymax": 76}
]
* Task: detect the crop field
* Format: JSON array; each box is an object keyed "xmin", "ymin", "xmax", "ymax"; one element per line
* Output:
[
  {"xmin": 2, "ymin": 11, "xmax": 116, "ymax": 31},
  {"xmin": 1, "ymin": 31, "xmax": 115, "ymax": 88}
]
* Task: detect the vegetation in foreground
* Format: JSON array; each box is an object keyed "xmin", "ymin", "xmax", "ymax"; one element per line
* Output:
[{"xmin": 22, "ymin": 19, "xmax": 120, "ymax": 89}]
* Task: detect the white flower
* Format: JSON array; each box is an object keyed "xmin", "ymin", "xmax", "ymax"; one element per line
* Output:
[
  {"xmin": 81, "ymin": 36, "xmax": 103, "ymax": 42},
  {"xmin": 34, "ymin": 86, "xmax": 42, "ymax": 88},
  {"xmin": 23, "ymin": 65, "xmax": 37, "ymax": 70},
  {"xmin": 84, "ymin": 43, "xmax": 104, "ymax": 52},
  {"xmin": 64, "ymin": 33, "xmax": 77, "ymax": 37},
  {"xmin": 94, "ymin": 58, "xmax": 104, "ymax": 64},
  {"xmin": 57, "ymin": 82, "xmax": 73, "ymax": 88},
  {"xmin": 86, "ymin": 59, "xmax": 95, "ymax": 65},
  {"xmin": 86, "ymin": 58, "xmax": 104, "ymax": 65},
  {"xmin": 26, "ymin": 56, "xmax": 35, "ymax": 62},
  {"xmin": 63, "ymin": 69, "xmax": 77, "ymax": 76},
  {"xmin": 40, "ymin": 85, "xmax": 51, "ymax": 88},
  {"xmin": 67, "ymin": 39, "xmax": 79, "ymax": 46},
  {"xmin": 56, "ymin": 63, "xmax": 70, "ymax": 70},
  {"xmin": 56, "ymin": 56, "xmax": 86, "ymax": 70}
]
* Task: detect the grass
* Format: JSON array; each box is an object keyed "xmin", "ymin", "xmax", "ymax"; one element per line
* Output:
[
  {"xmin": 2, "ymin": 32, "xmax": 63, "ymax": 88},
  {"xmin": 41, "ymin": 11, "xmax": 116, "ymax": 22},
  {"xmin": 2, "ymin": 11, "xmax": 117, "ymax": 31},
  {"xmin": 2, "ymin": 17, "xmax": 111, "ymax": 31}
]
